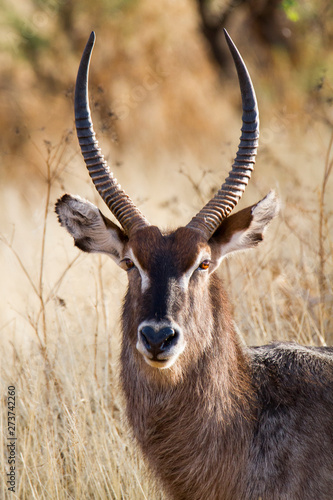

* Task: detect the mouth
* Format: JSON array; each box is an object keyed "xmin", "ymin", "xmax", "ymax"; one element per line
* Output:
[
  {"xmin": 136, "ymin": 341, "xmax": 181, "ymax": 369},
  {"xmin": 142, "ymin": 356, "xmax": 176, "ymax": 369}
]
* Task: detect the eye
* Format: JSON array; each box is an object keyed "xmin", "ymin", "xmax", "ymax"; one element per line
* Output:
[
  {"xmin": 121, "ymin": 258, "xmax": 135, "ymax": 271},
  {"xmin": 198, "ymin": 260, "xmax": 210, "ymax": 270}
]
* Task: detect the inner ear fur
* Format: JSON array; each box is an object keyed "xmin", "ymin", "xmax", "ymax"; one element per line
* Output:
[
  {"xmin": 55, "ymin": 194, "xmax": 127, "ymax": 263},
  {"xmin": 209, "ymin": 191, "xmax": 279, "ymax": 265}
]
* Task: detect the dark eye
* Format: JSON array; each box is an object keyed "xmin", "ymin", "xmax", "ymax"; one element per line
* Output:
[
  {"xmin": 122, "ymin": 258, "xmax": 135, "ymax": 270},
  {"xmin": 198, "ymin": 260, "xmax": 210, "ymax": 270}
]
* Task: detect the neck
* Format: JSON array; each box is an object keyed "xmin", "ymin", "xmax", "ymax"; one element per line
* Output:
[{"xmin": 120, "ymin": 275, "xmax": 255, "ymax": 499}]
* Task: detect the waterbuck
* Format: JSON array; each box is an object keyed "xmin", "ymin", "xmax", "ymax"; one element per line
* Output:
[{"xmin": 55, "ymin": 30, "xmax": 333, "ymax": 500}]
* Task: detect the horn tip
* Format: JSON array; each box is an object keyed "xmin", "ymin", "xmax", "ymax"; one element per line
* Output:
[
  {"xmin": 87, "ymin": 31, "xmax": 96, "ymax": 48},
  {"xmin": 223, "ymin": 28, "xmax": 237, "ymax": 53},
  {"xmin": 223, "ymin": 28, "xmax": 233, "ymax": 45}
]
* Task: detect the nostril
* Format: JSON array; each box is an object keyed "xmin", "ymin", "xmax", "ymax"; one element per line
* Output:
[
  {"xmin": 140, "ymin": 326, "xmax": 155, "ymax": 352},
  {"xmin": 160, "ymin": 328, "xmax": 178, "ymax": 349},
  {"xmin": 141, "ymin": 333, "xmax": 151, "ymax": 351}
]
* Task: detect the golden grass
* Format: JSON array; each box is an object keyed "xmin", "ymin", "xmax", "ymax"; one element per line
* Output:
[{"xmin": 1, "ymin": 1, "xmax": 332, "ymax": 497}]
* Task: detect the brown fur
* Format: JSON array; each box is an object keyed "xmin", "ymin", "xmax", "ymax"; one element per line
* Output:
[{"xmin": 121, "ymin": 272, "xmax": 254, "ymax": 500}]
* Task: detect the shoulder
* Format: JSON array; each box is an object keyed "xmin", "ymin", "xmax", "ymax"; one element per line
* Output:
[
  {"xmin": 250, "ymin": 341, "xmax": 333, "ymax": 366},
  {"xmin": 248, "ymin": 341, "xmax": 333, "ymax": 403}
]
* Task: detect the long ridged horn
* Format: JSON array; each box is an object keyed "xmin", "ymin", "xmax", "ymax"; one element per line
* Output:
[
  {"xmin": 186, "ymin": 29, "xmax": 259, "ymax": 240},
  {"xmin": 75, "ymin": 32, "xmax": 150, "ymax": 235}
]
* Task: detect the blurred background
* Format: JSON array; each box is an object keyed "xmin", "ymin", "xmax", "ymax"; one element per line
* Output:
[{"xmin": 0, "ymin": 1, "xmax": 332, "ymax": 497}]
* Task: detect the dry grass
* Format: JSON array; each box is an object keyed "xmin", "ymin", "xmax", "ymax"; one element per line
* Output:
[{"xmin": 1, "ymin": 1, "xmax": 333, "ymax": 498}]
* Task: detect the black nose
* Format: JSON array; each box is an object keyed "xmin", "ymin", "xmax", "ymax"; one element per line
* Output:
[{"xmin": 139, "ymin": 326, "xmax": 179, "ymax": 358}]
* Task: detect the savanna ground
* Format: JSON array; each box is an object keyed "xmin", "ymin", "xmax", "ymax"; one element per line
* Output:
[{"xmin": 0, "ymin": 0, "xmax": 332, "ymax": 498}]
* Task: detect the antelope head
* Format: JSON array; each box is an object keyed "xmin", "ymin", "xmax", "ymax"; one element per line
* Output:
[{"xmin": 56, "ymin": 31, "xmax": 279, "ymax": 374}]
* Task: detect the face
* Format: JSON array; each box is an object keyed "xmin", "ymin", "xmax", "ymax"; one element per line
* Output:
[
  {"xmin": 120, "ymin": 226, "xmax": 213, "ymax": 370},
  {"xmin": 56, "ymin": 192, "xmax": 278, "ymax": 375}
]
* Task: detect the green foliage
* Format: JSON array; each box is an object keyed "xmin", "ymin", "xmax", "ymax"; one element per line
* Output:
[
  {"xmin": 0, "ymin": 2, "xmax": 49, "ymax": 59},
  {"xmin": 281, "ymin": 0, "xmax": 300, "ymax": 22},
  {"xmin": 0, "ymin": 0, "xmax": 138, "ymax": 61}
]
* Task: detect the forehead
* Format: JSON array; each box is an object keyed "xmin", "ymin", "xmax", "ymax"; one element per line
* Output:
[{"xmin": 128, "ymin": 226, "xmax": 209, "ymax": 271}]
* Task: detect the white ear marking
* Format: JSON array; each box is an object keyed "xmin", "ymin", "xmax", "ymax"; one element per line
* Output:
[
  {"xmin": 251, "ymin": 190, "xmax": 280, "ymax": 224},
  {"xmin": 55, "ymin": 194, "xmax": 126, "ymax": 265},
  {"xmin": 210, "ymin": 191, "xmax": 279, "ymax": 270}
]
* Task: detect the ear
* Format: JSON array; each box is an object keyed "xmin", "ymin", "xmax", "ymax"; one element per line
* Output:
[
  {"xmin": 209, "ymin": 191, "xmax": 279, "ymax": 272},
  {"xmin": 55, "ymin": 194, "xmax": 127, "ymax": 265}
]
